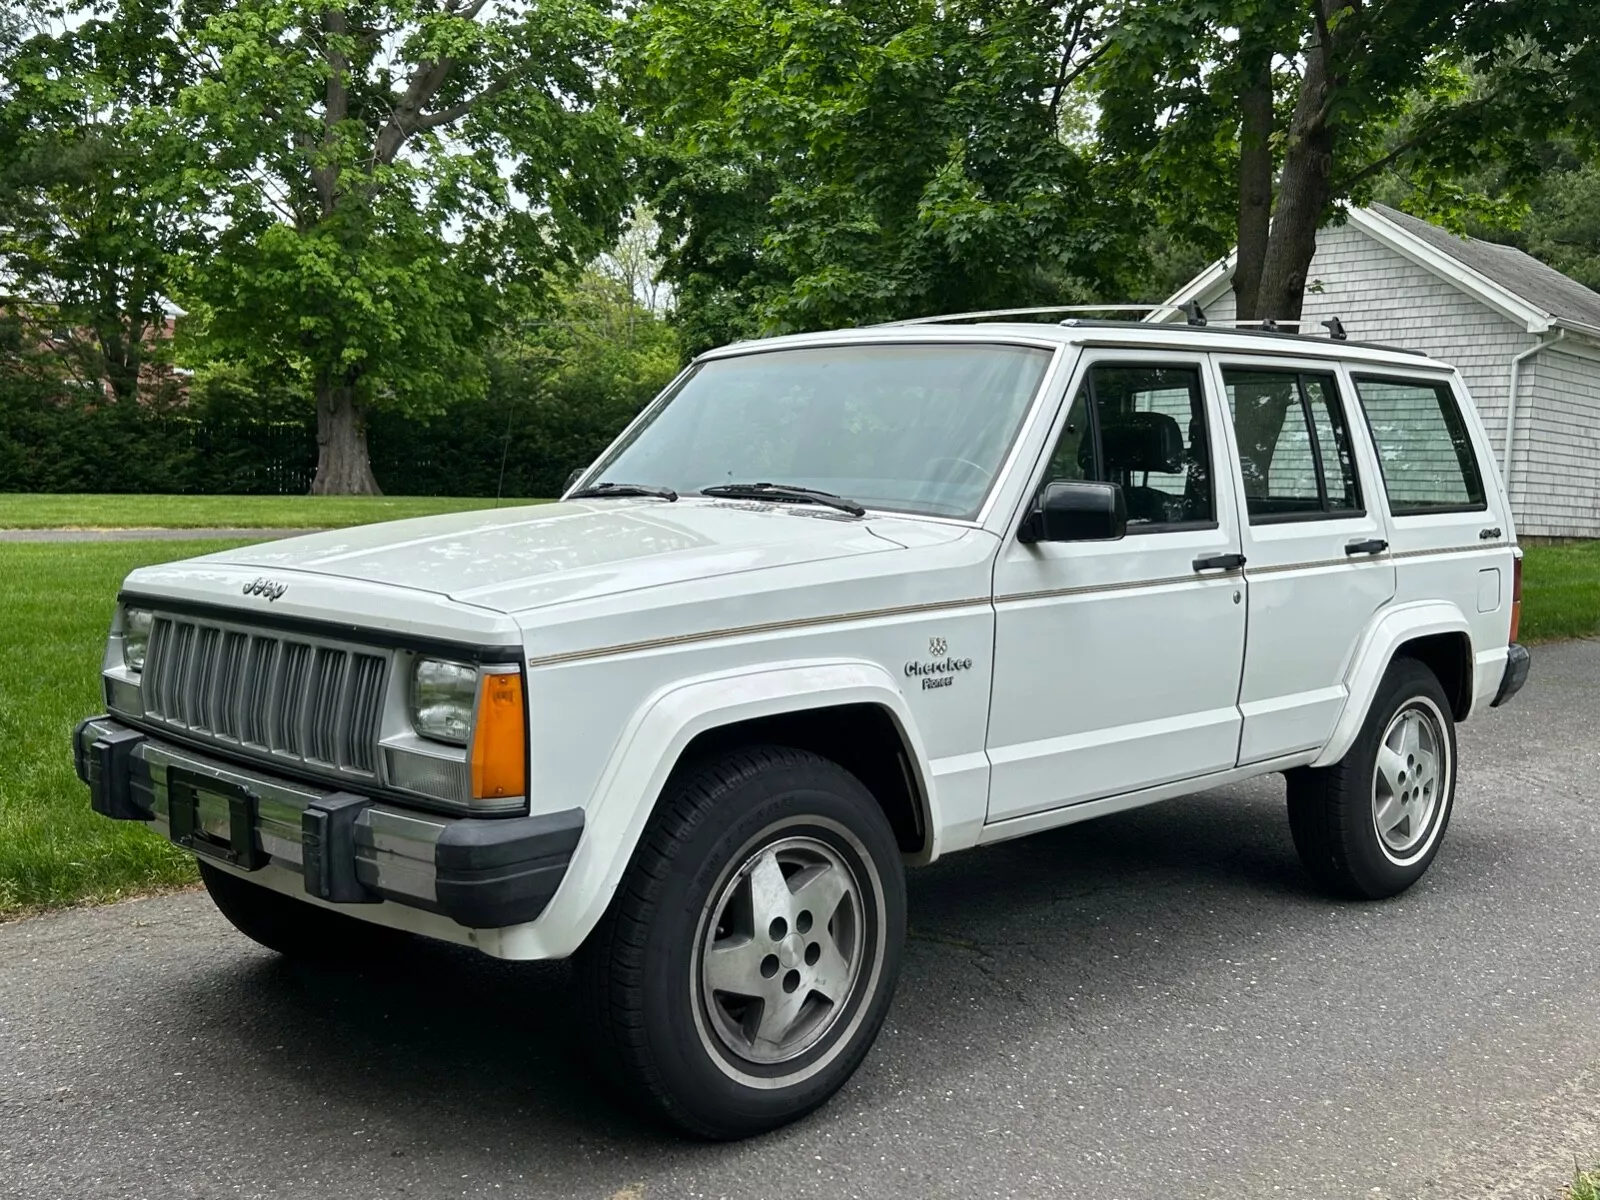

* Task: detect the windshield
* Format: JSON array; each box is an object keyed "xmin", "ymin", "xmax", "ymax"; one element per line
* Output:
[{"xmin": 585, "ymin": 342, "xmax": 1055, "ymax": 519}]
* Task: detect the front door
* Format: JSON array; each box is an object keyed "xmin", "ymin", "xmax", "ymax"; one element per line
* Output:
[
  {"xmin": 1216, "ymin": 358, "xmax": 1397, "ymax": 763},
  {"xmin": 986, "ymin": 353, "xmax": 1248, "ymax": 825}
]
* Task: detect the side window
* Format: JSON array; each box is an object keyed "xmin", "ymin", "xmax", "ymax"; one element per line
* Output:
[
  {"xmin": 1353, "ymin": 376, "xmax": 1486, "ymax": 514},
  {"xmin": 1041, "ymin": 363, "xmax": 1214, "ymax": 528},
  {"xmin": 1223, "ymin": 369, "xmax": 1362, "ymax": 521}
]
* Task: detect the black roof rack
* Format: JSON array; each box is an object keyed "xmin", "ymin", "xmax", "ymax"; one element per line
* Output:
[
  {"xmin": 1052, "ymin": 318, "xmax": 1427, "ymax": 357},
  {"xmin": 879, "ymin": 304, "xmax": 1423, "ymax": 356}
]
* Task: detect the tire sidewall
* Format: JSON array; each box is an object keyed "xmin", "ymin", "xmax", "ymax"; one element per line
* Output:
[
  {"xmin": 1347, "ymin": 662, "xmax": 1458, "ymax": 893},
  {"xmin": 633, "ymin": 756, "xmax": 906, "ymax": 1135}
]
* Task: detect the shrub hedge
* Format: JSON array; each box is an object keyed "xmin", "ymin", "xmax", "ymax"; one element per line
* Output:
[{"xmin": 0, "ymin": 344, "xmax": 673, "ymax": 499}]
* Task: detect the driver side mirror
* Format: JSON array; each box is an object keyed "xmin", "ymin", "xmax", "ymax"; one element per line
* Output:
[{"xmin": 1019, "ymin": 480, "xmax": 1127, "ymax": 543}]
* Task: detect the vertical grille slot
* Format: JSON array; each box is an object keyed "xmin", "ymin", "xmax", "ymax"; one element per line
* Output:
[
  {"xmin": 170, "ymin": 622, "xmax": 198, "ymax": 726},
  {"xmin": 138, "ymin": 614, "xmax": 385, "ymax": 778},
  {"xmin": 191, "ymin": 626, "xmax": 221, "ymax": 731},
  {"xmin": 306, "ymin": 647, "xmax": 348, "ymax": 764},
  {"xmin": 146, "ymin": 617, "xmax": 175, "ymax": 717},
  {"xmin": 274, "ymin": 641, "xmax": 312, "ymax": 757},
  {"xmin": 214, "ymin": 631, "xmax": 248, "ymax": 739},
  {"xmin": 342, "ymin": 654, "xmax": 385, "ymax": 773},
  {"xmin": 241, "ymin": 636, "xmax": 276, "ymax": 746}
]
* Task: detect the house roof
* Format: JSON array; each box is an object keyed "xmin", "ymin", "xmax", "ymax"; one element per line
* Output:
[
  {"xmin": 1159, "ymin": 205, "xmax": 1600, "ymax": 343},
  {"xmin": 1369, "ymin": 204, "xmax": 1600, "ymax": 334}
]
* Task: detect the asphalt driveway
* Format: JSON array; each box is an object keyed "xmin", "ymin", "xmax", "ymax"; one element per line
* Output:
[{"xmin": 3, "ymin": 640, "xmax": 1598, "ymax": 1200}]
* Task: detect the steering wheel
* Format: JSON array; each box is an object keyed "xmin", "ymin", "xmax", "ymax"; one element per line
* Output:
[{"xmin": 926, "ymin": 455, "xmax": 993, "ymax": 487}]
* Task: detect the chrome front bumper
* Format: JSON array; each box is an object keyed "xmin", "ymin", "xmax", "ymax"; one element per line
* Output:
[{"xmin": 74, "ymin": 716, "xmax": 582, "ymax": 930}]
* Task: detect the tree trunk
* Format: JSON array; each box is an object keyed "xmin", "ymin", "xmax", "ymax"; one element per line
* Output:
[
  {"xmin": 98, "ymin": 319, "xmax": 142, "ymax": 405},
  {"xmin": 310, "ymin": 376, "xmax": 382, "ymax": 494},
  {"xmin": 1232, "ymin": 43, "xmax": 1274, "ymax": 323},
  {"xmin": 1254, "ymin": 6, "xmax": 1342, "ymax": 324}
]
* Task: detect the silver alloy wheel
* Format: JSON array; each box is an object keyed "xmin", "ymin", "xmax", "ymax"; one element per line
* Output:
[
  {"xmin": 696, "ymin": 833, "xmax": 867, "ymax": 1067},
  {"xmin": 1371, "ymin": 698, "xmax": 1449, "ymax": 861}
]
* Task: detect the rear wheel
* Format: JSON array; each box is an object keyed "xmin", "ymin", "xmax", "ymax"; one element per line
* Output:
[
  {"xmin": 1287, "ymin": 658, "xmax": 1458, "ymax": 899},
  {"xmin": 198, "ymin": 860, "xmax": 406, "ymax": 959},
  {"xmin": 574, "ymin": 745, "xmax": 906, "ymax": 1139}
]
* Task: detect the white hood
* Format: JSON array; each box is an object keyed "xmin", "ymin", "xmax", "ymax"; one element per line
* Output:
[{"xmin": 187, "ymin": 499, "xmax": 912, "ymax": 613}]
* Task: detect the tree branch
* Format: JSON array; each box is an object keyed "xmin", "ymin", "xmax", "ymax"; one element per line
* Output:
[
  {"xmin": 372, "ymin": 57, "xmax": 456, "ymax": 164},
  {"xmin": 414, "ymin": 72, "xmax": 514, "ymax": 132},
  {"xmin": 1334, "ymin": 88, "xmax": 1506, "ymax": 192}
]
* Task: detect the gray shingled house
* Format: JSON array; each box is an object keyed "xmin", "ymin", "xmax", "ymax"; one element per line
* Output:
[{"xmin": 1160, "ymin": 204, "xmax": 1600, "ymax": 538}]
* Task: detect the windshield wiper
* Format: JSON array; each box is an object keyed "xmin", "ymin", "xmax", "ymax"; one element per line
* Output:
[
  {"xmin": 569, "ymin": 481, "xmax": 678, "ymax": 501},
  {"xmin": 700, "ymin": 481, "xmax": 866, "ymax": 517}
]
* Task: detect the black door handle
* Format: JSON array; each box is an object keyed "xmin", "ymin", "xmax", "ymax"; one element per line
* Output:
[
  {"xmin": 1344, "ymin": 538, "xmax": 1388, "ymax": 555},
  {"xmin": 1193, "ymin": 553, "xmax": 1246, "ymax": 572}
]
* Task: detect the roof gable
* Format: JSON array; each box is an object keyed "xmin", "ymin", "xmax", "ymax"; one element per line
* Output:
[
  {"xmin": 1161, "ymin": 206, "xmax": 1600, "ymax": 342},
  {"xmin": 1368, "ymin": 204, "xmax": 1600, "ymax": 334}
]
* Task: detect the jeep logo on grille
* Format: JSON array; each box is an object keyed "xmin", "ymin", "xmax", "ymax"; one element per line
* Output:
[{"xmin": 243, "ymin": 577, "xmax": 288, "ymax": 601}]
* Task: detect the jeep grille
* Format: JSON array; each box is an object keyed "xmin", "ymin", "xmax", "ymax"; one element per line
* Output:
[{"xmin": 142, "ymin": 615, "xmax": 388, "ymax": 776}]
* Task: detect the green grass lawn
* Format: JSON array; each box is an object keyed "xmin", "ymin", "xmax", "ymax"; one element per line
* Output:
[
  {"xmin": 0, "ymin": 493, "xmax": 546, "ymax": 530},
  {"xmin": 1520, "ymin": 542, "xmax": 1600, "ymax": 643},
  {"xmin": 0, "ymin": 541, "xmax": 250, "ymax": 915},
  {"xmin": 0, "ymin": 535, "xmax": 1594, "ymax": 918}
]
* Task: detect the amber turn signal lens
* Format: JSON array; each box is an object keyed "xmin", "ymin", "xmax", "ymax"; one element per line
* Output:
[{"xmin": 470, "ymin": 670, "xmax": 527, "ymax": 801}]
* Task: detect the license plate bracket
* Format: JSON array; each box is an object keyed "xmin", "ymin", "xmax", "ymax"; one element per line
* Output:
[{"xmin": 167, "ymin": 767, "xmax": 266, "ymax": 871}]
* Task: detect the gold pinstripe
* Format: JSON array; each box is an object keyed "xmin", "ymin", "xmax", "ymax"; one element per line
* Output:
[
  {"xmin": 524, "ymin": 543, "xmax": 1511, "ymax": 668},
  {"xmin": 1388, "ymin": 541, "xmax": 1508, "ymax": 559},
  {"xmin": 525, "ymin": 596, "xmax": 991, "ymax": 668},
  {"xmin": 995, "ymin": 571, "xmax": 1229, "ymax": 605}
]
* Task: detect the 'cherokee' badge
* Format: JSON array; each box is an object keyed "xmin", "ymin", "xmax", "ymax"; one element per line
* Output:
[{"xmin": 243, "ymin": 577, "xmax": 288, "ymax": 601}]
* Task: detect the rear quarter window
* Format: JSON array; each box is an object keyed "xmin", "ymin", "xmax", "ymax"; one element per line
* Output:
[{"xmin": 1352, "ymin": 376, "xmax": 1486, "ymax": 515}]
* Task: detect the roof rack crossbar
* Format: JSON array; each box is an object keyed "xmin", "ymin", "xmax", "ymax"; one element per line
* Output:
[
  {"xmin": 1054, "ymin": 317, "xmax": 1425, "ymax": 356},
  {"xmin": 869, "ymin": 306, "xmax": 1421, "ymax": 354},
  {"xmin": 1171, "ymin": 317, "xmax": 1305, "ymax": 329},
  {"xmin": 879, "ymin": 304, "xmax": 1180, "ymax": 326}
]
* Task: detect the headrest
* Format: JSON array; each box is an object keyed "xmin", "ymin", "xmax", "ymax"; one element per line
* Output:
[{"xmin": 1097, "ymin": 410, "xmax": 1184, "ymax": 474}]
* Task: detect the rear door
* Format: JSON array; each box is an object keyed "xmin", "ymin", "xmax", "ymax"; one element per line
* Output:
[
  {"xmin": 1214, "ymin": 357, "xmax": 1397, "ymax": 763},
  {"xmin": 1347, "ymin": 369, "xmax": 1515, "ymax": 705}
]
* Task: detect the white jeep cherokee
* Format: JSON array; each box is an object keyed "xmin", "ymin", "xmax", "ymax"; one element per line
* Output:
[{"xmin": 77, "ymin": 316, "xmax": 1530, "ymax": 1138}]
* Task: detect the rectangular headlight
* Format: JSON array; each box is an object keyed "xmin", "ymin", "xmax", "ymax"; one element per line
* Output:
[
  {"xmin": 409, "ymin": 657, "xmax": 477, "ymax": 745},
  {"xmin": 122, "ymin": 608, "xmax": 153, "ymax": 672}
]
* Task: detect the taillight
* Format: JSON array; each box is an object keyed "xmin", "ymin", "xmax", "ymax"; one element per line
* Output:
[{"xmin": 1509, "ymin": 551, "xmax": 1523, "ymax": 643}]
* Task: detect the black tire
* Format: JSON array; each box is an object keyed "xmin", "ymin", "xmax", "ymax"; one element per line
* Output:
[
  {"xmin": 198, "ymin": 860, "xmax": 407, "ymax": 959},
  {"xmin": 573, "ymin": 745, "xmax": 907, "ymax": 1140},
  {"xmin": 1287, "ymin": 657, "xmax": 1458, "ymax": 899}
]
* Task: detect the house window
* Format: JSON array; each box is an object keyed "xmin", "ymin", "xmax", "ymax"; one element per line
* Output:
[
  {"xmin": 1353, "ymin": 376, "xmax": 1486, "ymax": 514},
  {"xmin": 1223, "ymin": 369, "xmax": 1362, "ymax": 522}
]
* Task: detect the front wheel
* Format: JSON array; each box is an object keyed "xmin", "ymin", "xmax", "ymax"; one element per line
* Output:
[
  {"xmin": 1287, "ymin": 657, "xmax": 1458, "ymax": 899},
  {"xmin": 574, "ymin": 746, "xmax": 907, "ymax": 1139}
]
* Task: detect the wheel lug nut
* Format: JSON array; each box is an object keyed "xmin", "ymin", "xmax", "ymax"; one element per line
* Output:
[
  {"xmin": 769, "ymin": 917, "xmax": 787, "ymax": 941},
  {"xmin": 782, "ymin": 969, "xmax": 801, "ymax": 994},
  {"xmin": 760, "ymin": 954, "xmax": 779, "ymax": 978},
  {"xmin": 796, "ymin": 910, "xmax": 813, "ymax": 934},
  {"xmin": 805, "ymin": 942, "xmax": 820, "ymax": 966}
]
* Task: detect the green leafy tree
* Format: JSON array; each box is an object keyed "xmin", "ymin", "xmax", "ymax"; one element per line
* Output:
[
  {"xmin": 624, "ymin": 0, "xmax": 1143, "ymax": 354},
  {"xmin": 181, "ymin": 0, "xmax": 629, "ymax": 492},
  {"xmin": 0, "ymin": 0, "xmax": 199, "ymax": 403},
  {"xmin": 1096, "ymin": 0, "xmax": 1585, "ymax": 322}
]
